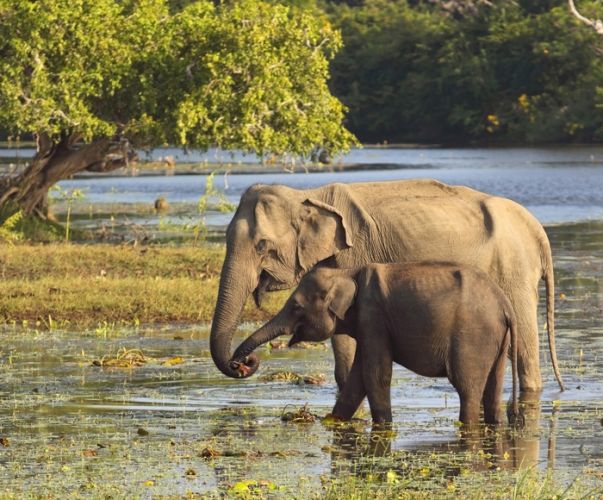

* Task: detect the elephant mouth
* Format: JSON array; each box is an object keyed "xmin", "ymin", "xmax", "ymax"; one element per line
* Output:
[
  {"xmin": 288, "ymin": 332, "xmax": 302, "ymax": 347},
  {"xmin": 253, "ymin": 270, "xmax": 296, "ymax": 308}
]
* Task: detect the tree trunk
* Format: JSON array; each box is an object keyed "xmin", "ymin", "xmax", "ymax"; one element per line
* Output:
[{"xmin": 0, "ymin": 132, "xmax": 137, "ymax": 218}]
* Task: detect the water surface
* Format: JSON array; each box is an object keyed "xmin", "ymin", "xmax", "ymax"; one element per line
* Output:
[{"xmin": 49, "ymin": 147, "xmax": 603, "ymax": 231}]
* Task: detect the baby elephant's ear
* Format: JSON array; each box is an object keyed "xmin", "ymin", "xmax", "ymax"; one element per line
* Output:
[{"xmin": 327, "ymin": 275, "xmax": 357, "ymax": 320}]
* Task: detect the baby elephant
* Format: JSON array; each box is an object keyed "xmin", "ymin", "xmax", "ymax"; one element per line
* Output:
[{"xmin": 230, "ymin": 262, "xmax": 518, "ymax": 426}]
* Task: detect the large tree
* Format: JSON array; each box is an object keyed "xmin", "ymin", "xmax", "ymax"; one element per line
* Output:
[{"xmin": 0, "ymin": 0, "xmax": 354, "ymax": 218}]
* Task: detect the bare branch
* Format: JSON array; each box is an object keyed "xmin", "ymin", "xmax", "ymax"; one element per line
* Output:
[
  {"xmin": 568, "ymin": 0, "xmax": 603, "ymax": 34},
  {"xmin": 0, "ymin": 186, "xmax": 19, "ymax": 207}
]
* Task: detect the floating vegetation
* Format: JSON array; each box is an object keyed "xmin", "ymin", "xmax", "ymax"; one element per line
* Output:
[
  {"xmin": 161, "ymin": 356, "xmax": 184, "ymax": 366},
  {"xmin": 199, "ymin": 445, "xmax": 221, "ymax": 458},
  {"xmin": 281, "ymin": 404, "xmax": 318, "ymax": 423},
  {"xmin": 92, "ymin": 347, "xmax": 147, "ymax": 368},
  {"xmin": 91, "ymin": 349, "xmax": 189, "ymax": 369},
  {"xmin": 267, "ymin": 340, "xmax": 289, "ymax": 350},
  {"xmin": 267, "ymin": 340, "xmax": 329, "ymax": 351},
  {"xmin": 260, "ymin": 371, "xmax": 326, "ymax": 385},
  {"xmin": 228, "ymin": 479, "xmax": 281, "ymax": 494}
]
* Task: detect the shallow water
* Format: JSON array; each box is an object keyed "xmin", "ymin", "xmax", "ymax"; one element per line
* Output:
[{"xmin": 0, "ymin": 222, "xmax": 601, "ymax": 496}]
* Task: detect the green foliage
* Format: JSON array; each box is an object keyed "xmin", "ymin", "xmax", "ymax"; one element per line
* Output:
[
  {"xmin": 0, "ymin": 202, "xmax": 62, "ymax": 241},
  {"xmin": 325, "ymin": 0, "xmax": 603, "ymax": 143},
  {"xmin": 0, "ymin": 210, "xmax": 24, "ymax": 243},
  {"xmin": 0, "ymin": 0, "xmax": 355, "ymax": 156}
]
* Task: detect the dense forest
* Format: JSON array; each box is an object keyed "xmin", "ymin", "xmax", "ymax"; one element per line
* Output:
[{"xmin": 313, "ymin": 0, "xmax": 603, "ymax": 144}]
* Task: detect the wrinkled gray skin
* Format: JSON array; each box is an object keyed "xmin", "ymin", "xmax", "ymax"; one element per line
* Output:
[
  {"xmin": 231, "ymin": 263, "xmax": 520, "ymax": 426},
  {"xmin": 211, "ymin": 179, "xmax": 564, "ymax": 391}
]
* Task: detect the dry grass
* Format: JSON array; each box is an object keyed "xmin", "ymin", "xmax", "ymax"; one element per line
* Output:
[{"xmin": 0, "ymin": 243, "xmax": 287, "ymax": 327}]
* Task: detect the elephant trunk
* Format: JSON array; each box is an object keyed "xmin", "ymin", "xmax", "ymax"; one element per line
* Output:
[
  {"xmin": 210, "ymin": 248, "xmax": 259, "ymax": 379},
  {"xmin": 229, "ymin": 313, "xmax": 291, "ymax": 379}
]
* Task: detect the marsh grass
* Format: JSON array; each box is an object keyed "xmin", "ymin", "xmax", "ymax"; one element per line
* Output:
[
  {"xmin": 0, "ymin": 243, "xmax": 287, "ymax": 327},
  {"xmin": 319, "ymin": 467, "xmax": 602, "ymax": 499}
]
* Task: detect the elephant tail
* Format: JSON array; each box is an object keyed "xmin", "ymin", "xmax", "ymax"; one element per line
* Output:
[
  {"xmin": 506, "ymin": 308, "xmax": 519, "ymax": 421},
  {"xmin": 544, "ymin": 245, "xmax": 565, "ymax": 391}
]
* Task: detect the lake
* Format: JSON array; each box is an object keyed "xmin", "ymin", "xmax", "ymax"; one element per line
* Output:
[{"xmin": 50, "ymin": 146, "xmax": 603, "ymax": 230}]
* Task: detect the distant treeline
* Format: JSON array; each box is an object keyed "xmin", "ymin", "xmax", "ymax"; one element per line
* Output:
[
  {"xmin": 303, "ymin": 0, "xmax": 603, "ymax": 144},
  {"xmin": 3, "ymin": 1, "xmax": 602, "ymax": 147}
]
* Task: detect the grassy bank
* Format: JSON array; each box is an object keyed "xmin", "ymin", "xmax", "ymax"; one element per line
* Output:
[{"xmin": 0, "ymin": 243, "xmax": 286, "ymax": 327}]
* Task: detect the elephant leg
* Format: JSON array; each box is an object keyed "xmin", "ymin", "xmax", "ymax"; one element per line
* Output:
[
  {"xmin": 332, "ymin": 347, "xmax": 366, "ymax": 420},
  {"xmin": 508, "ymin": 287, "xmax": 542, "ymax": 392},
  {"xmin": 457, "ymin": 388, "xmax": 482, "ymax": 427},
  {"xmin": 450, "ymin": 368, "xmax": 486, "ymax": 427},
  {"xmin": 482, "ymin": 336, "xmax": 510, "ymax": 425},
  {"xmin": 331, "ymin": 334, "xmax": 357, "ymax": 392},
  {"xmin": 360, "ymin": 338, "xmax": 393, "ymax": 425}
]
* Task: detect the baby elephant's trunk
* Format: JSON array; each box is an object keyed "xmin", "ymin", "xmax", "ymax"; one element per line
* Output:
[{"xmin": 228, "ymin": 315, "xmax": 291, "ymax": 378}]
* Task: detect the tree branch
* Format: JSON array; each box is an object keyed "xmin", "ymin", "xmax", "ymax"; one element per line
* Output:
[
  {"xmin": 568, "ymin": 0, "xmax": 603, "ymax": 34},
  {"xmin": 35, "ymin": 131, "xmax": 53, "ymax": 155},
  {"xmin": 85, "ymin": 139, "xmax": 138, "ymax": 172}
]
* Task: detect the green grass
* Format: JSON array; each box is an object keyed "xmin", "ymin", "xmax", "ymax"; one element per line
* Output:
[{"xmin": 0, "ymin": 243, "xmax": 287, "ymax": 327}]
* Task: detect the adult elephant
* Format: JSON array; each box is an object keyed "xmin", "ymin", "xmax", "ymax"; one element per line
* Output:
[{"xmin": 210, "ymin": 179, "xmax": 564, "ymax": 392}]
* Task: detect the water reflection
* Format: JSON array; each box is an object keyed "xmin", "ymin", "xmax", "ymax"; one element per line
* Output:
[{"xmin": 327, "ymin": 392, "xmax": 560, "ymax": 482}]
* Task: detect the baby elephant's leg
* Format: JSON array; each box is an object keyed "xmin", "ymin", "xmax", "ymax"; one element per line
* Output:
[
  {"xmin": 331, "ymin": 334, "xmax": 357, "ymax": 392},
  {"xmin": 331, "ymin": 348, "xmax": 366, "ymax": 420},
  {"xmin": 448, "ymin": 353, "xmax": 488, "ymax": 427},
  {"xmin": 360, "ymin": 336, "xmax": 394, "ymax": 425}
]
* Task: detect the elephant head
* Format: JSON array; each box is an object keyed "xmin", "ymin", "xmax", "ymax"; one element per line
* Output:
[
  {"xmin": 229, "ymin": 268, "xmax": 358, "ymax": 377},
  {"xmin": 210, "ymin": 184, "xmax": 355, "ymax": 378}
]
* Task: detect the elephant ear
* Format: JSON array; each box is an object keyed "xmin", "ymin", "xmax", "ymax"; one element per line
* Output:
[
  {"xmin": 297, "ymin": 198, "xmax": 353, "ymax": 272},
  {"xmin": 326, "ymin": 275, "xmax": 357, "ymax": 320}
]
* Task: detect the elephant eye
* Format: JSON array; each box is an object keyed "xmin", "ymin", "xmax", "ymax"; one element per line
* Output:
[{"xmin": 255, "ymin": 239, "xmax": 268, "ymax": 255}]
